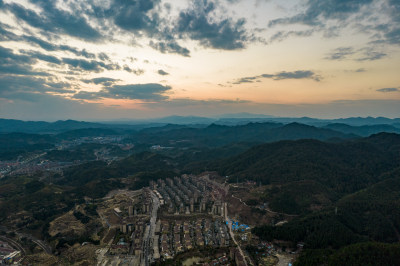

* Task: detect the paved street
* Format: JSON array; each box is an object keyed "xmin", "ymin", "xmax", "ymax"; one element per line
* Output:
[{"xmin": 141, "ymin": 190, "xmax": 160, "ymax": 266}]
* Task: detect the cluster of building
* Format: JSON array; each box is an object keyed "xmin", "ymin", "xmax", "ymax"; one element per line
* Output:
[
  {"xmin": 8, "ymin": 161, "xmax": 72, "ymax": 176},
  {"xmin": 103, "ymin": 175, "xmax": 237, "ymax": 264},
  {"xmin": 0, "ymin": 241, "xmax": 21, "ymax": 265},
  {"xmin": 55, "ymin": 136, "xmax": 124, "ymax": 150},
  {"xmin": 157, "ymin": 219, "xmax": 230, "ymax": 260},
  {"xmin": 108, "ymin": 215, "xmax": 149, "ymax": 257},
  {"xmin": 150, "ymin": 175, "xmax": 225, "ymax": 216},
  {"xmin": 255, "ymin": 241, "xmax": 276, "ymax": 257},
  {"xmin": 0, "ymin": 161, "xmax": 20, "ymax": 177}
]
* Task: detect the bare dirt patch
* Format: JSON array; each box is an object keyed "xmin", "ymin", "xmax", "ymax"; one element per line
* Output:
[
  {"xmin": 23, "ymin": 252, "xmax": 64, "ymax": 265},
  {"xmin": 61, "ymin": 243, "xmax": 97, "ymax": 265},
  {"xmin": 48, "ymin": 211, "xmax": 85, "ymax": 237}
]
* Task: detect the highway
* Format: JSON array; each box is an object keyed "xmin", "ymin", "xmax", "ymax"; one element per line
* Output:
[{"xmin": 141, "ymin": 190, "xmax": 160, "ymax": 266}]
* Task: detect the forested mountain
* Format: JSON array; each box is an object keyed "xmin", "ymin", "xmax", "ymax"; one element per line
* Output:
[
  {"xmin": 0, "ymin": 133, "xmax": 55, "ymax": 160},
  {"xmin": 217, "ymin": 133, "xmax": 400, "ymax": 190},
  {"xmin": 323, "ymin": 123, "xmax": 400, "ymax": 136},
  {"xmin": 0, "ymin": 119, "xmax": 109, "ymax": 133},
  {"xmin": 253, "ymin": 169, "xmax": 400, "ymax": 265},
  {"xmin": 129, "ymin": 122, "xmax": 355, "ymax": 148}
]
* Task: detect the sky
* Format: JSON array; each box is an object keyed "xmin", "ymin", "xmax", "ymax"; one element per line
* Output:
[{"xmin": 0, "ymin": 0, "xmax": 399, "ymax": 121}]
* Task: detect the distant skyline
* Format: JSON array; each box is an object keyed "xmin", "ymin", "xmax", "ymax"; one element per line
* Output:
[{"xmin": 0, "ymin": 0, "xmax": 399, "ymax": 120}]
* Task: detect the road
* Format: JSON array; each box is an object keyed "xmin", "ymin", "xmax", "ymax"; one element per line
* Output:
[
  {"xmin": 141, "ymin": 190, "xmax": 160, "ymax": 266},
  {"xmin": 0, "ymin": 226, "xmax": 52, "ymax": 255},
  {"xmin": 16, "ymin": 232, "xmax": 52, "ymax": 254},
  {"xmin": 224, "ymin": 203, "xmax": 249, "ymax": 266},
  {"xmin": 0, "ymin": 236, "xmax": 26, "ymax": 256}
]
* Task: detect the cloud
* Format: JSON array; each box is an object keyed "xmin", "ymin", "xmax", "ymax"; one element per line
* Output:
[
  {"xmin": 1, "ymin": 43, "xmax": 129, "ymax": 78},
  {"xmin": 73, "ymin": 83, "xmax": 172, "ymax": 101},
  {"xmin": 356, "ymin": 48, "xmax": 387, "ymax": 61},
  {"xmin": 123, "ymin": 65, "xmax": 145, "ymax": 75},
  {"xmin": 355, "ymin": 68, "xmax": 366, "ymax": 72},
  {"xmin": 110, "ymin": 0, "xmax": 161, "ymax": 33},
  {"xmin": 20, "ymin": 50, "xmax": 62, "ymax": 64},
  {"xmin": 384, "ymin": 27, "xmax": 400, "ymax": 45},
  {"xmin": 109, "ymin": 84, "xmax": 171, "ymax": 101},
  {"xmin": 5, "ymin": 1, "xmax": 101, "ymax": 41},
  {"xmin": 325, "ymin": 46, "xmax": 386, "ymax": 61},
  {"xmin": 269, "ymin": 0, "xmax": 374, "ymax": 27},
  {"xmin": 176, "ymin": 0, "xmax": 251, "ymax": 50},
  {"xmin": 0, "ymin": 75, "xmax": 74, "ymax": 101},
  {"xmin": 62, "ymin": 58, "xmax": 120, "ymax": 72},
  {"xmin": 325, "ymin": 47, "xmax": 355, "ymax": 60},
  {"xmin": 269, "ymin": 30, "xmax": 315, "ymax": 43},
  {"xmin": 0, "ymin": 46, "xmax": 45, "ymax": 76},
  {"xmin": 158, "ymin": 69, "xmax": 169, "ymax": 76},
  {"xmin": 0, "ymin": 93, "xmax": 116, "ymax": 121},
  {"xmin": 375, "ymin": 0, "xmax": 400, "ymax": 45},
  {"xmin": 274, "ymin": 71, "xmax": 319, "ymax": 80},
  {"xmin": 376, "ymin": 88, "xmax": 399, "ymax": 93},
  {"xmin": 82, "ymin": 77, "xmax": 120, "ymax": 86},
  {"xmin": 267, "ymin": 0, "xmax": 400, "ymax": 48},
  {"xmin": 0, "ymin": 23, "xmax": 18, "ymax": 41},
  {"xmin": 233, "ymin": 70, "xmax": 321, "ymax": 84},
  {"xmin": 2, "ymin": 0, "xmax": 258, "ymax": 59},
  {"xmin": 149, "ymin": 41, "xmax": 191, "ymax": 57},
  {"xmin": 234, "ymin": 76, "xmax": 259, "ymax": 84},
  {"xmin": 21, "ymin": 35, "xmax": 98, "ymax": 59}
]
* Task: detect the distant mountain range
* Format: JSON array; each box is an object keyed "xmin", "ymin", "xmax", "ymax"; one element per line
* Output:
[
  {"xmin": 101, "ymin": 115, "xmax": 400, "ymax": 126},
  {"xmin": 0, "ymin": 115, "xmax": 399, "ymax": 135}
]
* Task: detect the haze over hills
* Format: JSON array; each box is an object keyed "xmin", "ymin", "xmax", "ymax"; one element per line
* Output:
[{"xmin": 1, "ymin": 115, "xmax": 400, "ymax": 134}]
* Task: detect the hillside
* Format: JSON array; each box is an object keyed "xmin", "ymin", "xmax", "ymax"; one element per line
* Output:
[
  {"xmin": 0, "ymin": 133, "xmax": 55, "ymax": 160},
  {"xmin": 253, "ymin": 167, "xmax": 400, "ymax": 264},
  {"xmin": 129, "ymin": 122, "xmax": 355, "ymax": 148},
  {"xmin": 217, "ymin": 133, "xmax": 400, "ymax": 193},
  {"xmin": 323, "ymin": 123, "xmax": 400, "ymax": 136}
]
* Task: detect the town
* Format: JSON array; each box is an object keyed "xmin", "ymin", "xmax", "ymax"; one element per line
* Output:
[{"xmin": 94, "ymin": 174, "xmax": 256, "ymax": 265}]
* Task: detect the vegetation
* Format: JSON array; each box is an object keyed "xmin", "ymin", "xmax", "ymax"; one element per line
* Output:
[
  {"xmin": 295, "ymin": 242, "xmax": 400, "ymax": 266},
  {"xmin": 253, "ymin": 171, "xmax": 400, "ymax": 263},
  {"xmin": 128, "ymin": 122, "xmax": 354, "ymax": 148},
  {"xmin": 0, "ymin": 132, "xmax": 55, "ymax": 160}
]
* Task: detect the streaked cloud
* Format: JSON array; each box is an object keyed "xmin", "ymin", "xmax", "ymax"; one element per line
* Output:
[
  {"xmin": 149, "ymin": 41, "xmax": 191, "ymax": 57},
  {"xmin": 73, "ymin": 83, "xmax": 172, "ymax": 101},
  {"xmin": 233, "ymin": 70, "xmax": 321, "ymax": 84},
  {"xmin": 325, "ymin": 46, "xmax": 386, "ymax": 61},
  {"xmin": 377, "ymin": 88, "xmax": 399, "ymax": 93},
  {"xmin": 325, "ymin": 47, "xmax": 355, "ymax": 61},
  {"xmin": 268, "ymin": 0, "xmax": 374, "ymax": 27},
  {"xmin": 82, "ymin": 77, "xmax": 120, "ymax": 86}
]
